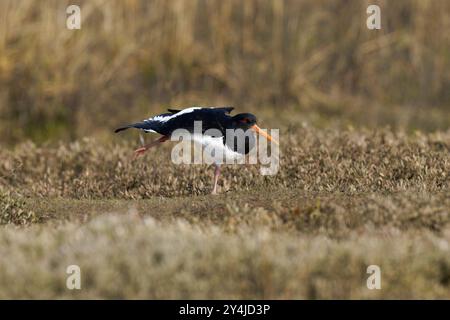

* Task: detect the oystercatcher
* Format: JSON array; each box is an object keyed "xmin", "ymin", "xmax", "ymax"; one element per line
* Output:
[{"xmin": 115, "ymin": 107, "xmax": 277, "ymax": 194}]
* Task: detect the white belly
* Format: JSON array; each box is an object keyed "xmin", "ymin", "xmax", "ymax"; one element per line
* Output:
[{"xmin": 190, "ymin": 134, "xmax": 243, "ymax": 164}]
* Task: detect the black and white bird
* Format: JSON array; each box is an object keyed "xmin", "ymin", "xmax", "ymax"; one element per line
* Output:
[{"xmin": 115, "ymin": 106, "xmax": 277, "ymax": 194}]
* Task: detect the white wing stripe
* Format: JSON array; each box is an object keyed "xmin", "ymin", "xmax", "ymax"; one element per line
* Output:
[{"xmin": 147, "ymin": 107, "xmax": 201, "ymax": 123}]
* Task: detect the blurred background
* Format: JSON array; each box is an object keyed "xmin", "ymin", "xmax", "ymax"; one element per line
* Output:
[{"xmin": 0, "ymin": 0, "xmax": 449, "ymax": 145}]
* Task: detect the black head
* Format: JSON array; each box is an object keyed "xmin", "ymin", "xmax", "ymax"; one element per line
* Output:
[
  {"xmin": 231, "ymin": 112, "xmax": 278, "ymax": 145},
  {"xmin": 232, "ymin": 113, "xmax": 257, "ymax": 130}
]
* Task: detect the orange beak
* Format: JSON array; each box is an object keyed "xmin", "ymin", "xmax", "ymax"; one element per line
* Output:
[{"xmin": 251, "ymin": 125, "xmax": 279, "ymax": 145}]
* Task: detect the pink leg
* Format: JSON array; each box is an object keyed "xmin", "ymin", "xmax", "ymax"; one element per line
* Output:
[
  {"xmin": 211, "ymin": 164, "xmax": 221, "ymax": 195},
  {"xmin": 133, "ymin": 136, "xmax": 169, "ymax": 159}
]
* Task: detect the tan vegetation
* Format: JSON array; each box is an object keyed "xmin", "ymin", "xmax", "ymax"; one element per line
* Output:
[
  {"xmin": 1, "ymin": 128, "xmax": 449, "ymax": 200},
  {"xmin": 0, "ymin": 0, "xmax": 449, "ymax": 299},
  {"xmin": 1, "ymin": 214, "xmax": 449, "ymax": 299},
  {"xmin": 0, "ymin": 128, "xmax": 449, "ymax": 298},
  {"xmin": 1, "ymin": 0, "xmax": 450, "ymax": 143}
]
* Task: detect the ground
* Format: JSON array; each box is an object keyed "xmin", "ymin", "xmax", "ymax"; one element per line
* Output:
[{"xmin": 0, "ymin": 127, "xmax": 449, "ymax": 299}]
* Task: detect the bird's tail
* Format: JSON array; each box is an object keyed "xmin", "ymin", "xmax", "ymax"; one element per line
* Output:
[
  {"xmin": 114, "ymin": 121, "xmax": 156, "ymax": 133},
  {"xmin": 114, "ymin": 125, "xmax": 133, "ymax": 133}
]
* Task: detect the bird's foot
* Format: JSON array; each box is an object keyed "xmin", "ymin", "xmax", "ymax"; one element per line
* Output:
[{"xmin": 133, "ymin": 147, "xmax": 147, "ymax": 159}]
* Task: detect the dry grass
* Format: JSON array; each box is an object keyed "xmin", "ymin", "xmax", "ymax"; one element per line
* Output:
[
  {"xmin": 0, "ymin": 128, "xmax": 449, "ymax": 199},
  {"xmin": 17, "ymin": 190, "xmax": 450, "ymax": 237},
  {"xmin": 1, "ymin": 0, "xmax": 450, "ymax": 143},
  {"xmin": 0, "ymin": 127, "xmax": 449, "ymax": 298},
  {"xmin": 0, "ymin": 214, "xmax": 449, "ymax": 299},
  {"xmin": 0, "ymin": 189, "xmax": 37, "ymax": 225}
]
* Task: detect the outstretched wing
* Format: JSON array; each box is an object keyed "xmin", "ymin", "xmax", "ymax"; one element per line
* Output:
[
  {"xmin": 115, "ymin": 106, "xmax": 234, "ymax": 135},
  {"xmin": 168, "ymin": 106, "xmax": 233, "ymax": 114},
  {"xmin": 213, "ymin": 107, "xmax": 234, "ymax": 114},
  {"xmin": 156, "ymin": 107, "xmax": 234, "ymax": 136}
]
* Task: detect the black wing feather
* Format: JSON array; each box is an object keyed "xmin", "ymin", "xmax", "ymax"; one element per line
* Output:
[
  {"xmin": 215, "ymin": 107, "xmax": 234, "ymax": 114},
  {"xmin": 114, "ymin": 121, "xmax": 155, "ymax": 133},
  {"xmin": 115, "ymin": 106, "xmax": 234, "ymax": 134}
]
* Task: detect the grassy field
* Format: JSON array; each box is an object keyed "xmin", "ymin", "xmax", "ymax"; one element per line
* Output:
[
  {"xmin": 1, "ymin": 127, "xmax": 449, "ymax": 298},
  {"xmin": 0, "ymin": 0, "xmax": 450, "ymax": 299}
]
